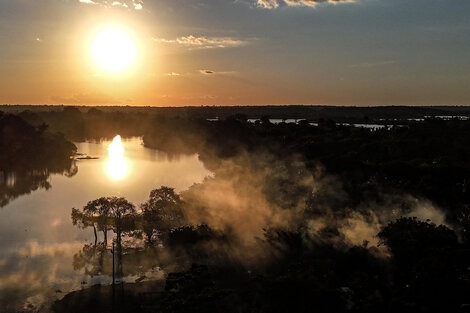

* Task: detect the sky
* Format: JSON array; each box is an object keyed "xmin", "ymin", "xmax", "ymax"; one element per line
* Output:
[{"xmin": 0, "ymin": 0, "xmax": 469, "ymax": 106}]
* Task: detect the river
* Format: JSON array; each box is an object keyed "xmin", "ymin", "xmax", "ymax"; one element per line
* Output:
[{"xmin": 0, "ymin": 137, "xmax": 211, "ymax": 312}]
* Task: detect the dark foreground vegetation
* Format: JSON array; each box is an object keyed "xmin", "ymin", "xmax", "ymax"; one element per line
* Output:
[
  {"xmin": 0, "ymin": 111, "xmax": 77, "ymax": 207},
  {"xmin": 1, "ymin": 105, "xmax": 470, "ymax": 313},
  {"xmin": 61, "ymin": 185, "xmax": 470, "ymax": 313}
]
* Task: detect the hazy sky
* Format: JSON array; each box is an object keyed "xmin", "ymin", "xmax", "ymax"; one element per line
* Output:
[{"xmin": 0, "ymin": 0, "xmax": 469, "ymax": 106}]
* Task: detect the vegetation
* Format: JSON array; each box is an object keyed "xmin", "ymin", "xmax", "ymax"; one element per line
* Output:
[
  {"xmin": 3, "ymin": 104, "xmax": 470, "ymax": 141},
  {"xmin": 0, "ymin": 112, "xmax": 77, "ymax": 207},
  {"xmin": 2, "ymin": 106, "xmax": 470, "ymax": 312},
  {"xmin": 143, "ymin": 116, "xmax": 470, "ymax": 225},
  {"xmin": 62, "ymin": 192, "xmax": 470, "ymax": 313}
]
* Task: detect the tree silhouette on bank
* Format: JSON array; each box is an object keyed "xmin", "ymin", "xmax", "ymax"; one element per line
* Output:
[{"xmin": 141, "ymin": 186, "xmax": 185, "ymax": 243}]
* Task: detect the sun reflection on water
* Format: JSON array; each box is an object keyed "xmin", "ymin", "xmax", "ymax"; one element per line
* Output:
[{"xmin": 107, "ymin": 135, "xmax": 128, "ymax": 180}]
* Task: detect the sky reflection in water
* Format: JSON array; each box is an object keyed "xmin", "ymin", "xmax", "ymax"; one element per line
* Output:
[{"xmin": 0, "ymin": 137, "xmax": 211, "ymax": 312}]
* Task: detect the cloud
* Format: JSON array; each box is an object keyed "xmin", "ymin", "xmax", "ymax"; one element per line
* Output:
[
  {"xmin": 285, "ymin": 0, "xmax": 356, "ymax": 7},
  {"xmin": 165, "ymin": 72, "xmax": 181, "ymax": 76},
  {"xmin": 257, "ymin": 0, "xmax": 280, "ymax": 8},
  {"xmin": 112, "ymin": 1, "xmax": 129, "ymax": 8},
  {"xmin": 152, "ymin": 35, "xmax": 248, "ymax": 49},
  {"xmin": 78, "ymin": 0, "xmax": 143, "ymax": 10},
  {"xmin": 257, "ymin": 0, "xmax": 356, "ymax": 9},
  {"xmin": 198, "ymin": 69, "xmax": 238, "ymax": 76},
  {"xmin": 199, "ymin": 69, "xmax": 215, "ymax": 75}
]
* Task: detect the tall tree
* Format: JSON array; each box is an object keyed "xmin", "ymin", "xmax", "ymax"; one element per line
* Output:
[{"xmin": 141, "ymin": 186, "xmax": 185, "ymax": 243}]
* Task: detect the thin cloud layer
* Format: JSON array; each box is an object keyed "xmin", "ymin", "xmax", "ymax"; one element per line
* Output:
[
  {"xmin": 257, "ymin": 0, "xmax": 280, "ymax": 9},
  {"xmin": 257, "ymin": 0, "xmax": 356, "ymax": 9},
  {"xmin": 153, "ymin": 35, "xmax": 248, "ymax": 49},
  {"xmin": 198, "ymin": 69, "xmax": 238, "ymax": 75},
  {"xmin": 165, "ymin": 72, "xmax": 181, "ymax": 76},
  {"xmin": 199, "ymin": 69, "xmax": 215, "ymax": 75},
  {"xmin": 78, "ymin": 0, "xmax": 143, "ymax": 10}
]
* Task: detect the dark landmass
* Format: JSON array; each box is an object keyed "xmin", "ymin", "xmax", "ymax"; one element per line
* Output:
[
  {"xmin": 76, "ymin": 156, "xmax": 100, "ymax": 160},
  {"xmin": 1, "ymin": 104, "xmax": 470, "ymax": 140},
  {"xmin": 0, "ymin": 112, "xmax": 77, "ymax": 207},
  {"xmin": 52, "ymin": 281, "xmax": 165, "ymax": 313},
  {"xmin": 1, "ymin": 104, "xmax": 470, "ymax": 120},
  {"xmin": 1, "ymin": 105, "xmax": 469, "ymax": 313}
]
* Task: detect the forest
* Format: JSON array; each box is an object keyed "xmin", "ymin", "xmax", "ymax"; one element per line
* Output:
[
  {"xmin": 0, "ymin": 111, "xmax": 77, "ymax": 207},
  {"xmin": 1, "ymin": 106, "xmax": 469, "ymax": 313}
]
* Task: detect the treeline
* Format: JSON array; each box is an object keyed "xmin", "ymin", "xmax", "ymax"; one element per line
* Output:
[
  {"xmin": 0, "ymin": 111, "xmax": 76, "ymax": 170},
  {"xmin": 6, "ymin": 105, "xmax": 470, "ymax": 141},
  {"xmin": 0, "ymin": 112, "xmax": 77, "ymax": 206},
  {"xmin": 3, "ymin": 104, "xmax": 470, "ymax": 121},
  {"xmin": 16, "ymin": 107, "xmax": 153, "ymax": 141}
]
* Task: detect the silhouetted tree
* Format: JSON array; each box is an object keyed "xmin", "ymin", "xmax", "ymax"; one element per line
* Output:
[
  {"xmin": 73, "ymin": 197, "xmax": 137, "ymax": 245},
  {"xmin": 71, "ymin": 207, "xmax": 99, "ymax": 244},
  {"xmin": 378, "ymin": 217, "xmax": 466, "ymax": 312},
  {"xmin": 141, "ymin": 186, "xmax": 185, "ymax": 243},
  {"xmin": 260, "ymin": 115, "xmax": 271, "ymax": 125}
]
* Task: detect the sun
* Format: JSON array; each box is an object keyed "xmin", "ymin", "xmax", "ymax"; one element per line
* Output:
[{"xmin": 91, "ymin": 29, "xmax": 137, "ymax": 72}]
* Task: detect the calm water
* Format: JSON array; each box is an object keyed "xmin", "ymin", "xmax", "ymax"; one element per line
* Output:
[{"xmin": 0, "ymin": 137, "xmax": 211, "ymax": 312}]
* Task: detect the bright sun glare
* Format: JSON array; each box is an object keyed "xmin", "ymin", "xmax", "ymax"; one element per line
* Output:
[
  {"xmin": 92, "ymin": 29, "xmax": 137, "ymax": 72},
  {"xmin": 107, "ymin": 135, "xmax": 128, "ymax": 180}
]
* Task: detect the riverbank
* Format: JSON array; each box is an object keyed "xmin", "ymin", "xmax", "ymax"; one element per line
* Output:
[{"xmin": 52, "ymin": 280, "xmax": 165, "ymax": 313}]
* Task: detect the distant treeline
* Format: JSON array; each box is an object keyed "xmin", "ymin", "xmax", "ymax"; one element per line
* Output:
[
  {"xmin": 14, "ymin": 107, "xmax": 152, "ymax": 141},
  {"xmin": 3, "ymin": 104, "xmax": 470, "ymax": 141},
  {"xmin": 2, "ymin": 104, "xmax": 470, "ymax": 136}
]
